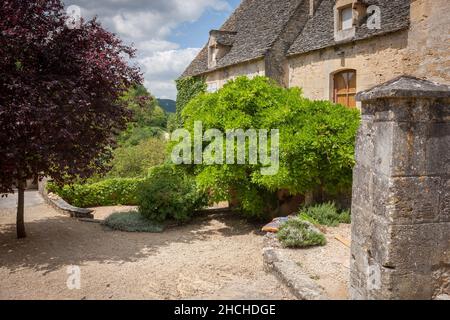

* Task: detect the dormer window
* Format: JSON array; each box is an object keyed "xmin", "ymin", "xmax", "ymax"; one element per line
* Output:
[
  {"xmin": 334, "ymin": 0, "xmax": 357, "ymax": 42},
  {"xmin": 208, "ymin": 45, "xmax": 219, "ymax": 68},
  {"xmin": 207, "ymin": 30, "xmax": 236, "ymax": 69},
  {"xmin": 339, "ymin": 6, "xmax": 353, "ymax": 30}
]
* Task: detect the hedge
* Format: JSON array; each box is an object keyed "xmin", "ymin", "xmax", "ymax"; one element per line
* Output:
[{"xmin": 48, "ymin": 178, "xmax": 144, "ymax": 208}]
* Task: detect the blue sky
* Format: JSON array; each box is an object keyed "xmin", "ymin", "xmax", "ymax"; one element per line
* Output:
[
  {"xmin": 169, "ymin": 0, "xmax": 241, "ymax": 49},
  {"xmin": 67, "ymin": 0, "xmax": 241, "ymax": 99}
]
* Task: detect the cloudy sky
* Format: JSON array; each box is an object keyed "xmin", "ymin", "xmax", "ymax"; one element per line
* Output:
[{"xmin": 66, "ymin": 0, "xmax": 241, "ymax": 99}]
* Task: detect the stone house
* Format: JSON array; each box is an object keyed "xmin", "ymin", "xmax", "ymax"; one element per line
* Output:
[{"xmin": 182, "ymin": 0, "xmax": 450, "ymax": 109}]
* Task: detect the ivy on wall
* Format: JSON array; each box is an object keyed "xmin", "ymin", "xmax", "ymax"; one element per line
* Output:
[{"xmin": 175, "ymin": 76, "xmax": 206, "ymax": 126}]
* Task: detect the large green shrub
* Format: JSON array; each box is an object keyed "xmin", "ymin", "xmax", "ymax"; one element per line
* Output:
[
  {"xmin": 48, "ymin": 178, "xmax": 143, "ymax": 208},
  {"xmin": 137, "ymin": 165, "xmax": 208, "ymax": 223},
  {"xmin": 179, "ymin": 76, "xmax": 360, "ymax": 218},
  {"xmin": 277, "ymin": 218, "xmax": 327, "ymax": 248}
]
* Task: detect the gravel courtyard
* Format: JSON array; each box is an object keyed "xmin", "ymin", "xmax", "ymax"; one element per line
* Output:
[{"xmin": 0, "ymin": 192, "xmax": 293, "ymax": 300}]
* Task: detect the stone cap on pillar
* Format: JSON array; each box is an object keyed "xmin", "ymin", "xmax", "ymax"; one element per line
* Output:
[{"xmin": 356, "ymin": 75, "xmax": 450, "ymax": 102}]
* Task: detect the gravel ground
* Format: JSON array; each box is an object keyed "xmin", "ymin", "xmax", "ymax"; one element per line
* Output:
[
  {"xmin": 0, "ymin": 193, "xmax": 294, "ymax": 300},
  {"xmin": 281, "ymin": 224, "xmax": 351, "ymax": 300}
]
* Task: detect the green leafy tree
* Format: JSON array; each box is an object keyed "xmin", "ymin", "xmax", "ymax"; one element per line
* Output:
[
  {"xmin": 0, "ymin": 0, "xmax": 141, "ymax": 238},
  {"xmin": 179, "ymin": 76, "xmax": 360, "ymax": 218},
  {"xmin": 119, "ymin": 85, "xmax": 168, "ymax": 146},
  {"xmin": 107, "ymin": 138, "xmax": 167, "ymax": 178}
]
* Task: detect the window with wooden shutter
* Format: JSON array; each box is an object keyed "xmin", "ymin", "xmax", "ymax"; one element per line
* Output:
[{"xmin": 333, "ymin": 70, "xmax": 356, "ymax": 108}]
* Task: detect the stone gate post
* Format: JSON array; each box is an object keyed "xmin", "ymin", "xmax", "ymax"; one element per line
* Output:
[{"xmin": 350, "ymin": 76, "xmax": 450, "ymax": 300}]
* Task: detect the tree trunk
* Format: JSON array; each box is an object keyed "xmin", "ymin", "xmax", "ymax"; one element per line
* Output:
[
  {"xmin": 16, "ymin": 181, "xmax": 26, "ymax": 239},
  {"xmin": 304, "ymin": 191, "xmax": 314, "ymax": 206}
]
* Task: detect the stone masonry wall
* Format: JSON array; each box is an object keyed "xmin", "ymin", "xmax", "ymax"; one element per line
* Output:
[
  {"xmin": 350, "ymin": 76, "xmax": 450, "ymax": 300},
  {"xmin": 407, "ymin": 0, "xmax": 450, "ymax": 85},
  {"xmin": 288, "ymin": 30, "xmax": 410, "ymax": 105},
  {"xmin": 205, "ymin": 58, "xmax": 265, "ymax": 90},
  {"xmin": 288, "ymin": 0, "xmax": 450, "ymax": 105},
  {"xmin": 265, "ymin": 0, "xmax": 315, "ymax": 87}
]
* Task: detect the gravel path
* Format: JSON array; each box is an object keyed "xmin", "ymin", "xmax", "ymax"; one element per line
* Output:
[{"xmin": 0, "ymin": 193, "xmax": 293, "ymax": 300}]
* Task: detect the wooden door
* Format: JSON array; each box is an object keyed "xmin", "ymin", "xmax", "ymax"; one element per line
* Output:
[{"xmin": 333, "ymin": 70, "xmax": 356, "ymax": 108}]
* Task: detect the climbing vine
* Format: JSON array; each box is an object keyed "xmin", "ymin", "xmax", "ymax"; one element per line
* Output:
[{"xmin": 175, "ymin": 76, "xmax": 206, "ymax": 126}]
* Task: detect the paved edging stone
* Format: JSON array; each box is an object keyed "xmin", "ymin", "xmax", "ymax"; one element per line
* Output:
[
  {"xmin": 38, "ymin": 178, "xmax": 94, "ymax": 219},
  {"xmin": 262, "ymin": 233, "xmax": 327, "ymax": 300}
]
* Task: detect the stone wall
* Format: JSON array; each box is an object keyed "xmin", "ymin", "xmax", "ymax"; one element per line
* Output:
[
  {"xmin": 350, "ymin": 76, "xmax": 450, "ymax": 300},
  {"xmin": 265, "ymin": 0, "xmax": 315, "ymax": 87},
  {"xmin": 407, "ymin": 0, "xmax": 450, "ymax": 84},
  {"xmin": 288, "ymin": 30, "xmax": 409, "ymax": 105},
  {"xmin": 205, "ymin": 58, "xmax": 265, "ymax": 90},
  {"xmin": 288, "ymin": 0, "xmax": 450, "ymax": 105}
]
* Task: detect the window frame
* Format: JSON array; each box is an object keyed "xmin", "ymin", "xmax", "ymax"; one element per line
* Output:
[{"xmin": 339, "ymin": 5, "xmax": 354, "ymax": 31}]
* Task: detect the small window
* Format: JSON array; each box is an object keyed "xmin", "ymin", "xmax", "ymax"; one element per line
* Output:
[
  {"xmin": 207, "ymin": 82, "xmax": 218, "ymax": 93},
  {"xmin": 340, "ymin": 6, "xmax": 353, "ymax": 30},
  {"xmin": 333, "ymin": 70, "xmax": 356, "ymax": 108}
]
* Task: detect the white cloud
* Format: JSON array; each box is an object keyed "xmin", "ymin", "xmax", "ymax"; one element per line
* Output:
[
  {"xmin": 136, "ymin": 40, "xmax": 180, "ymax": 55},
  {"xmin": 67, "ymin": 0, "xmax": 231, "ymax": 99},
  {"xmin": 140, "ymin": 48, "xmax": 201, "ymax": 99}
]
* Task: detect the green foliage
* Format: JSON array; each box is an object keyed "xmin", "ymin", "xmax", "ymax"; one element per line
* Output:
[
  {"xmin": 102, "ymin": 211, "xmax": 164, "ymax": 233},
  {"xmin": 107, "ymin": 138, "xmax": 167, "ymax": 178},
  {"xmin": 166, "ymin": 113, "xmax": 178, "ymax": 132},
  {"xmin": 118, "ymin": 126, "xmax": 164, "ymax": 147},
  {"xmin": 137, "ymin": 165, "xmax": 208, "ymax": 223},
  {"xmin": 48, "ymin": 178, "xmax": 143, "ymax": 208},
  {"xmin": 338, "ymin": 209, "xmax": 351, "ymax": 224},
  {"xmin": 118, "ymin": 85, "xmax": 169, "ymax": 147},
  {"xmin": 179, "ymin": 76, "xmax": 360, "ymax": 218},
  {"xmin": 277, "ymin": 218, "xmax": 327, "ymax": 248},
  {"xmin": 298, "ymin": 202, "xmax": 351, "ymax": 227},
  {"xmin": 298, "ymin": 212, "xmax": 320, "ymax": 225},
  {"xmin": 120, "ymin": 85, "xmax": 165, "ymax": 128},
  {"xmin": 175, "ymin": 76, "xmax": 206, "ymax": 126}
]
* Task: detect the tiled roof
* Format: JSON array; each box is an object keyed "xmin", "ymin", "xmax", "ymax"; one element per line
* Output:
[
  {"xmin": 287, "ymin": 0, "xmax": 410, "ymax": 56},
  {"xmin": 181, "ymin": 0, "xmax": 411, "ymax": 77},
  {"xmin": 181, "ymin": 0, "xmax": 304, "ymax": 77}
]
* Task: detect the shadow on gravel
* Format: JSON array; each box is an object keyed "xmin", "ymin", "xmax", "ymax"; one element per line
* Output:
[{"xmin": 0, "ymin": 210, "xmax": 264, "ymax": 275}]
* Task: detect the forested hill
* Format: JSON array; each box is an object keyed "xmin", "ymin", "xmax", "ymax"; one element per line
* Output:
[{"xmin": 157, "ymin": 99, "xmax": 176, "ymax": 113}]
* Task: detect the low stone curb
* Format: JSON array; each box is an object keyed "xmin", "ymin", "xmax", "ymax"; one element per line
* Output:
[
  {"xmin": 262, "ymin": 233, "xmax": 327, "ymax": 300},
  {"xmin": 78, "ymin": 218, "xmax": 102, "ymax": 223},
  {"xmin": 44, "ymin": 193, "xmax": 94, "ymax": 219},
  {"xmin": 38, "ymin": 178, "xmax": 94, "ymax": 219}
]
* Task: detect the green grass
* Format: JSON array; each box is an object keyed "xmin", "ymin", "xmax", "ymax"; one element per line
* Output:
[
  {"xmin": 102, "ymin": 211, "xmax": 164, "ymax": 233},
  {"xmin": 277, "ymin": 218, "xmax": 327, "ymax": 248},
  {"xmin": 298, "ymin": 202, "xmax": 351, "ymax": 227}
]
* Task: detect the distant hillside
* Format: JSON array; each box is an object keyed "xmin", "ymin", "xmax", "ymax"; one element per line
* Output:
[{"xmin": 157, "ymin": 99, "xmax": 176, "ymax": 113}]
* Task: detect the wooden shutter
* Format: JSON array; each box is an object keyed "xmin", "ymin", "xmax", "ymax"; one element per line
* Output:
[{"xmin": 333, "ymin": 70, "xmax": 356, "ymax": 108}]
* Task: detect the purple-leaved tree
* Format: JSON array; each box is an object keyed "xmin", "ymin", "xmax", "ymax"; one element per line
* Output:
[{"xmin": 0, "ymin": 0, "xmax": 142, "ymax": 238}]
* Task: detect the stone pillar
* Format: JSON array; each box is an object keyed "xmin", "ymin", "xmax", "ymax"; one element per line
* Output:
[{"xmin": 350, "ymin": 76, "xmax": 450, "ymax": 300}]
